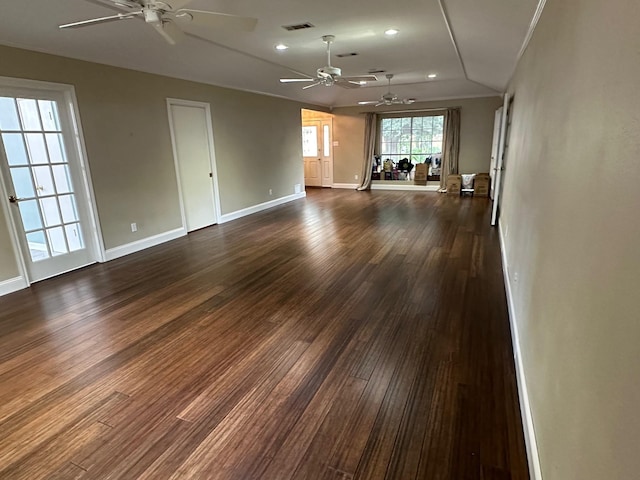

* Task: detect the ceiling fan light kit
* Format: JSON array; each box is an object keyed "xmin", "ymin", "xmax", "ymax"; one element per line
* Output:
[{"xmin": 58, "ymin": 0, "xmax": 258, "ymax": 45}]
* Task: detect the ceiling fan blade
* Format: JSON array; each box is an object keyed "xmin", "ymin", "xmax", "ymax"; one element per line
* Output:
[
  {"xmin": 375, "ymin": 102, "xmax": 385, "ymax": 107},
  {"xmin": 59, "ymin": 11, "xmax": 141, "ymax": 29},
  {"xmin": 89, "ymin": 0, "xmax": 141, "ymax": 10},
  {"xmin": 340, "ymin": 75, "xmax": 379, "ymax": 82},
  {"xmin": 279, "ymin": 78, "xmax": 316, "ymax": 83},
  {"xmin": 152, "ymin": 20, "xmax": 185, "ymax": 45},
  {"xmin": 302, "ymin": 82, "xmax": 322, "ymax": 90},
  {"xmin": 173, "ymin": 9, "xmax": 258, "ymax": 32},
  {"xmin": 335, "ymin": 80, "xmax": 360, "ymax": 89},
  {"xmin": 358, "ymin": 101, "xmax": 379, "ymax": 105},
  {"xmin": 110, "ymin": 0, "xmax": 143, "ymax": 8},
  {"xmin": 154, "ymin": 0, "xmax": 191, "ymax": 10}
]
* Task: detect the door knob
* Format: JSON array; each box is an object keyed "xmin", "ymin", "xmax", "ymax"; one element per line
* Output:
[{"xmin": 8, "ymin": 195, "xmax": 20, "ymax": 204}]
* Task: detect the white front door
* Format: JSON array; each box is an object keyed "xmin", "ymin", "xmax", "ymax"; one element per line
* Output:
[
  {"xmin": 0, "ymin": 88, "xmax": 97, "ymax": 282},
  {"xmin": 302, "ymin": 121, "xmax": 321, "ymax": 187},
  {"xmin": 167, "ymin": 100, "xmax": 220, "ymax": 232}
]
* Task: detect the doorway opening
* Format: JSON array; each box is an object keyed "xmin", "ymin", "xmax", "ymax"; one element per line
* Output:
[{"xmin": 301, "ymin": 109, "xmax": 333, "ymax": 188}]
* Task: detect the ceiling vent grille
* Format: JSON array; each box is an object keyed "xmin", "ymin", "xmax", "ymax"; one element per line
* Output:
[
  {"xmin": 282, "ymin": 22, "xmax": 315, "ymax": 31},
  {"xmin": 336, "ymin": 52, "xmax": 359, "ymax": 58},
  {"xmin": 368, "ymin": 68, "xmax": 387, "ymax": 74}
]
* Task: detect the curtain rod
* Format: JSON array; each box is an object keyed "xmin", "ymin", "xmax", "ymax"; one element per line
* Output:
[{"xmin": 359, "ymin": 107, "xmax": 459, "ymax": 115}]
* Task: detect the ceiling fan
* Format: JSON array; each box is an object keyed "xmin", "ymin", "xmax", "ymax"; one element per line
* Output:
[
  {"xmin": 280, "ymin": 35, "xmax": 378, "ymax": 89},
  {"xmin": 358, "ymin": 74, "xmax": 416, "ymax": 106},
  {"xmin": 59, "ymin": 0, "xmax": 258, "ymax": 45}
]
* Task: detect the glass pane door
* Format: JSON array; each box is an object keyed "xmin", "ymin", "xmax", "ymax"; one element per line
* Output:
[
  {"xmin": 302, "ymin": 122, "xmax": 321, "ymax": 187},
  {"xmin": 0, "ymin": 90, "xmax": 94, "ymax": 282}
]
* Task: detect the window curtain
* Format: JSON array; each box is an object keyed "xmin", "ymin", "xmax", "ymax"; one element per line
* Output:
[
  {"xmin": 438, "ymin": 108, "xmax": 461, "ymax": 192},
  {"xmin": 357, "ymin": 112, "xmax": 378, "ymax": 191}
]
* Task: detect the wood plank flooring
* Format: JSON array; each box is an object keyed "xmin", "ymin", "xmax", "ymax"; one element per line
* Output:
[{"xmin": 0, "ymin": 189, "xmax": 529, "ymax": 479}]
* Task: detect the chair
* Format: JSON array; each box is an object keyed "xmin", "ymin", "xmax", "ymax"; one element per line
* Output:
[{"xmin": 397, "ymin": 158, "xmax": 414, "ymax": 180}]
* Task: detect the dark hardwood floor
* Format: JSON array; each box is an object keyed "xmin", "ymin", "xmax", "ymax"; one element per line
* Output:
[{"xmin": 0, "ymin": 189, "xmax": 529, "ymax": 479}]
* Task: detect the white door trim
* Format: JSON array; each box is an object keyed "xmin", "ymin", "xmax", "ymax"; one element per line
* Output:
[
  {"xmin": 0, "ymin": 76, "xmax": 105, "ymax": 286},
  {"xmin": 491, "ymin": 93, "xmax": 510, "ymax": 226},
  {"xmin": 166, "ymin": 98, "xmax": 222, "ymax": 230},
  {"xmin": 0, "ymin": 155, "xmax": 29, "ymax": 286},
  {"xmin": 489, "ymin": 107, "xmax": 503, "ymax": 200}
]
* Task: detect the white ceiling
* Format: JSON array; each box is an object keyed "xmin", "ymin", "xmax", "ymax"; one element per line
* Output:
[{"xmin": 0, "ymin": 0, "xmax": 540, "ymax": 107}]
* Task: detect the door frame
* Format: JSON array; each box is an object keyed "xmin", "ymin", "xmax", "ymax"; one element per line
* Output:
[
  {"xmin": 166, "ymin": 98, "xmax": 222, "ymax": 231},
  {"xmin": 489, "ymin": 107, "xmax": 503, "ymax": 200},
  {"xmin": 491, "ymin": 93, "xmax": 510, "ymax": 226},
  {"xmin": 302, "ymin": 119, "xmax": 322, "ymax": 188},
  {"xmin": 0, "ymin": 76, "xmax": 105, "ymax": 287}
]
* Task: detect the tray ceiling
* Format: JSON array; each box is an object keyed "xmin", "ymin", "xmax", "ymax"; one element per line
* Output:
[{"xmin": 0, "ymin": 0, "xmax": 541, "ymax": 107}]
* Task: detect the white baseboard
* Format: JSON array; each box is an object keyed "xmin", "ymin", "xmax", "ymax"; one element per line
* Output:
[
  {"xmin": 0, "ymin": 276, "xmax": 28, "ymax": 297},
  {"xmin": 499, "ymin": 222, "xmax": 543, "ymax": 480},
  {"xmin": 219, "ymin": 192, "xmax": 306, "ymax": 224},
  {"xmin": 371, "ymin": 183, "xmax": 440, "ymax": 191},
  {"xmin": 332, "ymin": 183, "xmax": 358, "ymax": 189},
  {"xmin": 104, "ymin": 227, "xmax": 187, "ymax": 261}
]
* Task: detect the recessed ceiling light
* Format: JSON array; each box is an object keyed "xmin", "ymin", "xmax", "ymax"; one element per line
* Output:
[
  {"xmin": 384, "ymin": 29, "xmax": 399, "ymax": 36},
  {"xmin": 275, "ymin": 43, "xmax": 289, "ymax": 51},
  {"xmin": 428, "ymin": 73, "xmax": 437, "ymax": 78}
]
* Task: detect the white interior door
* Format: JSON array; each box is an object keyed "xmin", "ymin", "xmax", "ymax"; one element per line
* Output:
[
  {"xmin": 489, "ymin": 107, "xmax": 503, "ymax": 200},
  {"xmin": 302, "ymin": 120, "xmax": 321, "ymax": 187},
  {"xmin": 491, "ymin": 94, "xmax": 510, "ymax": 226},
  {"xmin": 167, "ymin": 100, "xmax": 219, "ymax": 232},
  {"xmin": 0, "ymin": 89, "xmax": 96, "ymax": 282},
  {"xmin": 320, "ymin": 120, "xmax": 333, "ymax": 187}
]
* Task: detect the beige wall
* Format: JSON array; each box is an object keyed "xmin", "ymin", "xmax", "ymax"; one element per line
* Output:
[
  {"xmin": 331, "ymin": 96, "xmax": 502, "ymax": 184},
  {"xmin": 0, "ymin": 45, "xmax": 313, "ymax": 281},
  {"xmin": 501, "ymin": 0, "xmax": 640, "ymax": 478}
]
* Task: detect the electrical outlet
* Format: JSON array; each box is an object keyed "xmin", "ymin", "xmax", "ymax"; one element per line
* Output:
[
  {"xmin": 514, "ymin": 271, "xmax": 519, "ymax": 283},
  {"xmin": 131, "ymin": 223, "xmax": 137, "ymax": 232},
  {"xmin": 269, "ymin": 189, "xmax": 273, "ymax": 196},
  {"xmin": 355, "ymin": 174, "xmax": 359, "ymax": 180}
]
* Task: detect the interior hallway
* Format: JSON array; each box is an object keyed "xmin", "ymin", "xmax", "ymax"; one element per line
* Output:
[{"xmin": 0, "ymin": 189, "xmax": 529, "ymax": 479}]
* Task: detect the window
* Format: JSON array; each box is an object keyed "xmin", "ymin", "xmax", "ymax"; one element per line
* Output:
[{"xmin": 379, "ymin": 115, "xmax": 444, "ymax": 164}]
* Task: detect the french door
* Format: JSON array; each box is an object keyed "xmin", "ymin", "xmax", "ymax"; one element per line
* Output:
[{"xmin": 0, "ymin": 87, "xmax": 96, "ymax": 282}]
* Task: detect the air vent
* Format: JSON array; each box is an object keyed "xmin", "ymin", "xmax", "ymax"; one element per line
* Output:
[
  {"xmin": 336, "ymin": 52, "xmax": 359, "ymax": 58},
  {"xmin": 282, "ymin": 22, "xmax": 315, "ymax": 31},
  {"xmin": 368, "ymin": 68, "xmax": 387, "ymax": 74}
]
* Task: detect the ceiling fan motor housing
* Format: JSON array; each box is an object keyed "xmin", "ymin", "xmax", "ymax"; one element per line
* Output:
[
  {"xmin": 143, "ymin": 8, "xmax": 162, "ymax": 24},
  {"xmin": 317, "ymin": 65, "xmax": 341, "ymax": 78}
]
